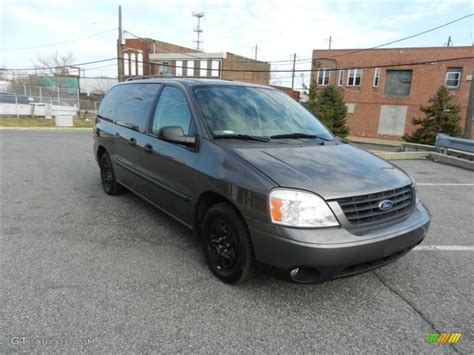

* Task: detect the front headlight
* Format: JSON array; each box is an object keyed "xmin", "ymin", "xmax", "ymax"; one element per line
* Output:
[{"xmin": 269, "ymin": 189, "xmax": 339, "ymax": 228}]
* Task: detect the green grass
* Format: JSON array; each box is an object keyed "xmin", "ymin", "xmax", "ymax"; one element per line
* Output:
[
  {"xmin": 0, "ymin": 117, "xmax": 93, "ymax": 128},
  {"xmin": 73, "ymin": 118, "xmax": 94, "ymax": 128}
]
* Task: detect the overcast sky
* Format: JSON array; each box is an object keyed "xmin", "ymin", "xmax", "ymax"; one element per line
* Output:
[{"xmin": 1, "ymin": 0, "xmax": 473, "ymax": 88}]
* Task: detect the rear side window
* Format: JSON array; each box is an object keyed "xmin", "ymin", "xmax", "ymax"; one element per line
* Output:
[{"xmin": 98, "ymin": 83, "xmax": 160, "ymax": 132}]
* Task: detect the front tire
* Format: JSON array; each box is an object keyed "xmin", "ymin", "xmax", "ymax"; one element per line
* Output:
[
  {"xmin": 201, "ymin": 203, "xmax": 255, "ymax": 284},
  {"xmin": 99, "ymin": 153, "xmax": 125, "ymax": 195}
]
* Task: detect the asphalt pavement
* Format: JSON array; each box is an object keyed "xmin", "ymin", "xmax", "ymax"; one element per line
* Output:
[{"xmin": 1, "ymin": 129, "xmax": 473, "ymax": 353}]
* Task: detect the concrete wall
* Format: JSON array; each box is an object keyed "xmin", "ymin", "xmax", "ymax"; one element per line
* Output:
[{"xmin": 311, "ymin": 46, "xmax": 474, "ymax": 139}]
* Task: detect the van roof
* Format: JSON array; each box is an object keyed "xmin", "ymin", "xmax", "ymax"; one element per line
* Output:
[{"xmin": 119, "ymin": 77, "xmax": 273, "ymax": 90}]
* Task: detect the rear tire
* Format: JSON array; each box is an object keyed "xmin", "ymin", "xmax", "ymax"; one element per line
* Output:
[
  {"xmin": 99, "ymin": 153, "xmax": 125, "ymax": 195},
  {"xmin": 201, "ymin": 203, "xmax": 255, "ymax": 284}
]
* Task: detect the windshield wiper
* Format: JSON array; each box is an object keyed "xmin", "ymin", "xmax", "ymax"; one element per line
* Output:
[
  {"xmin": 213, "ymin": 134, "xmax": 270, "ymax": 142},
  {"xmin": 270, "ymin": 133, "xmax": 331, "ymax": 141}
]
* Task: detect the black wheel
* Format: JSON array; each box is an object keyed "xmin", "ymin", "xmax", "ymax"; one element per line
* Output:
[
  {"xmin": 99, "ymin": 153, "xmax": 124, "ymax": 195},
  {"xmin": 201, "ymin": 203, "xmax": 255, "ymax": 284}
]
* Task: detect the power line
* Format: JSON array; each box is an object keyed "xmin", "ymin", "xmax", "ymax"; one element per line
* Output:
[
  {"xmin": 3, "ymin": 58, "xmax": 117, "ymax": 71},
  {"xmin": 323, "ymin": 13, "xmax": 474, "ymax": 60},
  {"xmin": 3, "ymin": 55, "xmax": 473, "ymax": 74},
  {"xmin": 136, "ymin": 55, "xmax": 474, "ymax": 73},
  {"xmin": 0, "ymin": 28, "xmax": 117, "ymax": 51},
  {"xmin": 297, "ymin": 13, "xmax": 474, "ymax": 63}
]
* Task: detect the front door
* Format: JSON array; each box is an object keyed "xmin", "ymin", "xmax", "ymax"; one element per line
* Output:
[{"xmin": 140, "ymin": 85, "xmax": 199, "ymax": 226}]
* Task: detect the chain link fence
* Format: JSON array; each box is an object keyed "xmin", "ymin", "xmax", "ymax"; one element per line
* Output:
[
  {"xmin": 6, "ymin": 84, "xmax": 80, "ymax": 107},
  {"xmin": 1, "ymin": 83, "xmax": 102, "ymax": 119}
]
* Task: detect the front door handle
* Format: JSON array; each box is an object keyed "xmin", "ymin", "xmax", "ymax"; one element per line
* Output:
[
  {"xmin": 129, "ymin": 137, "xmax": 137, "ymax": 146},
  {"xmin": 143, "ymin": 144, "xmax": 153, "ymax": 153}
]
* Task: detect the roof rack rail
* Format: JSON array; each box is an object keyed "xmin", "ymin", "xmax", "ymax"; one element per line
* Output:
[{"xmin": 126, "ymin": 74, "xmax": 177, "ymax": 81}]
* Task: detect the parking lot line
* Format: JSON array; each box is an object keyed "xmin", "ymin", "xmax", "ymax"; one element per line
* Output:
[
  {"xmin": 414, "ymin": 245, "xmax": 474, "ymax": 251},
  {"xmin": 417, "ymin": 183, "xmax": 474, "ymax": 186}
]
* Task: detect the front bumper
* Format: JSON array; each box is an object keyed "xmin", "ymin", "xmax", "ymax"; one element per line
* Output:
[{"xmin": 247, "ymin": 202, "xmax": 431, "ymax": 283}]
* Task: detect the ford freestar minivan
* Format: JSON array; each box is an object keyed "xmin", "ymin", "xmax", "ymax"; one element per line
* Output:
[{"xmin": 93, "ymin": 78, "xmax": 430, "ymax": 284}]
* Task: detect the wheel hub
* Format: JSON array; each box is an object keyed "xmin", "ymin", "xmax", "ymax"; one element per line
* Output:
[{"xmin": 208, "ymin": 220, "xmax": 237, "ymax": 271}]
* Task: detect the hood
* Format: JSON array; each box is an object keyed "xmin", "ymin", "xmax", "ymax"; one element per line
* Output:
[{"xmin": 232, "ymin": 144, "xmax": 412, "ymax": 200}]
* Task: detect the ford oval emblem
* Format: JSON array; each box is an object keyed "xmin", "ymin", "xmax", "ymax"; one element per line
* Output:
[{"xmin": 379, "ymin": 200, "xmax": 394, "ymax": 211}]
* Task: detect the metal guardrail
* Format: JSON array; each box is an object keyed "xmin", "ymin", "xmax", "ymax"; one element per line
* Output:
[
  {"xmin": 435, "ymin": 133, "xmax": 474, "ymax": 153},
  {"xmin": 401, "ymin": 142, "xmax": 440, "ymax": 152},
  {"xmin": 446, "ymin": 148, "xmax": 474, "ymax": 161}
]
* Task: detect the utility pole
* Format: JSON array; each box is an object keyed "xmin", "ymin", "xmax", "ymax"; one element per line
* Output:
[
  {"xmin": 252, "ymin": 44, "xmax": 259, "ymax": 61},
  {"xmin": 192, "ymin": 12, "xmax": 204, "ymax": 51},
  {"xmin": 464, "ymin": 71, "xmax": 474, "ymax": 138},
  {"xmin": 446, "ymin": 36, "xmax": 452, "ymax": 47},
  {"xmin": 326, "ymin": 36, "xmax": 333, "ymax": 50},
  {"xmin": 117, "ymin": 5, "xmax": 123, "ymax": 81},
  {"xmin": 291, "ymin": 53, "xmax": 297, "ymax": 90}
]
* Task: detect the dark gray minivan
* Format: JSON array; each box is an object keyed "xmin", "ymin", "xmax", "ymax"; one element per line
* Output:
[{"xmin": 93, "ymin": 78, "xmax": 430, "ymax": 284}]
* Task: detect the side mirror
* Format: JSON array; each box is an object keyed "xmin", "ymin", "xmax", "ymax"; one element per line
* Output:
[{"xmin": 158, "ymin": 126, "xmax": 196, "ymax": 147}]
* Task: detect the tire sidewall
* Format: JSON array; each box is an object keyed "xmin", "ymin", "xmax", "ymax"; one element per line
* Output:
[
  {"xmin": 100, "ymin": 154, "xmax": 116, "ymax": 194},
  {"xmin": 201, "ymin": 204, "xmax": 252, "ymax": 284}
]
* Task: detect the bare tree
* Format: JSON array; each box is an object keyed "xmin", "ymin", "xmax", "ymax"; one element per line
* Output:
[
  {"xmin": 91, "ymin": 76, "xmax": 112, "ymax": 96},
  {"xmin": 32, "ymin": 51, "xmax": 76, "ymax": 88}
]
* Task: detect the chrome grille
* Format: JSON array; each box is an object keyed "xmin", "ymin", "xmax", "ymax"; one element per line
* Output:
[{"xmin": 336, "ymin": 185, "xmax": 414, "ymax": 225}]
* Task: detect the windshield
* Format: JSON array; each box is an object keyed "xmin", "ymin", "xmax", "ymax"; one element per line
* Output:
[{"xmin": 193, "ymin": 85, "xmax": 333, "ymax": 140}]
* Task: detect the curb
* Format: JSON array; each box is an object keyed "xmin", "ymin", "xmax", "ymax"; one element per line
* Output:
[
  {"xmin": 371, "ymin": 151, "xmax": 429, "ymax": 160},
  {"xmin": 428, "ymin": 152, "xmax": 474, "ymax": 171},
  {"xmin": 348, "ymin": 136, "xmax": 402, "ymax": 147},
  {"xmin": 372, "ymin": 150, "xmax": 474, "ymax": 170}
]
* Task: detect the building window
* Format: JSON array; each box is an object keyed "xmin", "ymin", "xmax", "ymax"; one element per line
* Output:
[
  {"xmin": 176, "ymin": 60, "xmax": 183, "ymax": 76},
  {"xmin": 317, "ymin": 68, "xmax": 330, "ymax": 86},
  {"xmin": 187, "ymin": 60, "xmax": 194, "ymax": 77},
  {"xmin": 137, "ymin": 52, "xmax": 143, "ymax": 75},
  {"xmin": 347, "ymin": 69, "xmax": 362, "ymax": 86},
  {"xmin": 130, "ymin": 53, "xmax": 137, "ymax": 76},
  {"xmin": 123, "ymin": 53, "xmax": 130, "ymax": 76},
  {"xmin": 445, "ymin": 69, "xmax": 461, "ymax": 89},
  {"xmin": 337, "ymin": 69, "xmax": 344, "ymax": 86},
  {"xmin": 159, "ymin": 62, "xmax": 169, "ymax": 74},
  {"xmin": 211, "ymin": 60, "xmax": 220, "ymax": 78},
  {"xmin": 373, "ymin": 68, "xmax": 380, "ymax": 87},
  {"xmin": 384, "ymin": 70, "xmax": 412, "ymax": 96},
  {"xmin": 200, "ymin": 60, "xmax": 208, "ymax": 77}
]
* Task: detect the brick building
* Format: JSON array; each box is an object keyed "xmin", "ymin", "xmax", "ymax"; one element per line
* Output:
[
  {"xmin": 311, "ymin": 46, "xmax": 474, "ymax": 139},
  {"xmin": 120, "ymin": 38, "xmax": 270, "ymax": 85}
]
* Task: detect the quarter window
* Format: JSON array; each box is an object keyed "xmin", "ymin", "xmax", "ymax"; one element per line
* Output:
[
  {"xmin": 445, "ymin": 69, "xmax": 461, "ymax": 89},
  {"xmin": 373, "ymin": 68, "xmax": 380, "ymax": 87},
  {"xmin": 151, "ymin": 86, "xmax": 192, "ymax": 136},
  {"xmin": 347, "ymin": 69, "xmax": 362, "ymax": 86},
  {"xmin": 98, "ymin": 84, "xmax": 160, "ymax": 133},
  {"xmin": 317, "ymin": 68, "xmax": 330, "ymax": 86}
]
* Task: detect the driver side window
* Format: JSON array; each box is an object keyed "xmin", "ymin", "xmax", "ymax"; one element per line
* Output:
[{"xmin": 152, "ymin": 86, "xmax": 192, "ymax": 136}]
